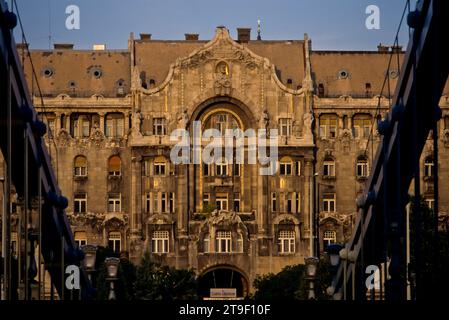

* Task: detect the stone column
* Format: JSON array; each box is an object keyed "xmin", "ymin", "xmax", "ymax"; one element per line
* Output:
[
  {"xmin": 125, "ymin": 112, "xmax": 131, "ymax": 135},
  {"xmin": 55, "ymin": 112, "xmax": 62, "ymax": 133},
  {"xmin": 256, "ymin": 164, "xmax": 268, "ymax": 235},
  {"xmin": 65, "ymin": 112, "xmax": 71, "ymax": 131},
  {"xmin": 303, "ymin": 157, "xmax": 313, "ymax": 257},
  {"xmin": 130, "ymin": 153, "xmax": 142, "ymax": 261},
  {"xmin": 99, "ymin": 112, "xmax": 106, "ymax": 134}
]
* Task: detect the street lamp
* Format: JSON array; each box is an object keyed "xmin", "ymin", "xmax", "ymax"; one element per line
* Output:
[
  {"xmin": 105, "ymin": 257, "xmax": 120, "ymax": 300},
  {"xmin": 81, "ymin": 245, "xmax": 97, "ymax": 282},
  {"xmin": 305, "ymin": 256, "xmax": 319, "ymax": 299}
]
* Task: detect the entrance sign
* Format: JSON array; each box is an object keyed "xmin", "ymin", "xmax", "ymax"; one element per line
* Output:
[{"xmin": 210, "ymin": 288, "xmax": 237, "ymax": 299}]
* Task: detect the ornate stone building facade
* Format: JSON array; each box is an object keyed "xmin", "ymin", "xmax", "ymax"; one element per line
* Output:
[{"xmin": 3, "ymin": 27, "xmax": 448, "ymax": 297}]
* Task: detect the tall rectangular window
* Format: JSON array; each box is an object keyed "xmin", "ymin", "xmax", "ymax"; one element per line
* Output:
[
  {"xmin": 145, "ymin": 193, "xmax": 151, "ymax": 213},
  {"xmin": 108, "ymin": 232, "xmax": 121, "ymax": 253},
  {"xmin": 216, "ymin": 161, "xmax": 228, "ymax": 176},
  {"xmin": 296, "ymin": 161, "xmax": 301, "ymax": 176},
  {"xmin": 74, "ymin": 193, "xmax": 87, "ymax": 213},
  {"xmin": 319, "ymin": 117, "xmax": 338, "ymax": 139},
  {"xmin": 353, "ymin": 118, "xmax": 371, "ymax": 139},
  {"xmin": 108, "ymin": 194, "xmax": 121, "ymax": 212},
  {"xmin": 356, "ymin": 158, "xmax": 369, "ymax": 178},
  {"xmin": 203, "ymin": 163, "xmax": 210, "ymax": 176},
  {"xmin": 216, "ymin": 195, "xmax": 228, "ymax": 211},
  {"xmin": 152, "ymin": 231, "xmax": 169, "ymax": 253},
  {"xmin": 169, "ymin": 192, "xmax": 175, "ymax": 213},
  {"xmin": 47, "ymin": 118, "xmax": 55, "ymax": 138},
  {"xmin": 233, "ymin": 163, "xmax": 240, "ymax": 176},
  {"xmin": 323, "ymin": 160, "xmax": 336, "ymax": 177},
  {"xmin": 153, "ymin": 118, "xmax": 166, "ymax": 135},
  {"xmin": 280, "ymin": 161, "xmax": 292, "ymax": 176},
  {"xmin": 161, "ymin": 193, "xmax": 167, "ymax": 213},
  {"xmin": 216, "ymin": 231, "xmax": 232, "ymax": 253},
  {"xmin": 287, "ymin": 193, "xmax": 292, "ymax": 213},
  {"xmin": 279, "ymin": 118, "xmax": 292, "ymax": 136},
  {"xmin": 154, "ymin": 162, "xmax": 166, "ymax": 176},
  {"xmin": 295, "ymin": 193, "xmax": 300, "ymax": 213},
  {"xmin": 323, "ymin": 194, "xmax": 336, "ymax": 212},
  {"xmin": 271, "ymin": 192, "xmax": 277, "ymax": 212},
  {"xmin": 278, "ymin": 230, "xmax": 295, "ymax": 254},
  {"xmin": 105, "ymin": 113, "xmax": 124, "ymax": 138},
  {"xmin": 234, "ymin": 193, "xmax": 240, "ymax": 212},
  {"xmin": 82, "ymin": 119, "xmax": 90, "ymax": 137}
]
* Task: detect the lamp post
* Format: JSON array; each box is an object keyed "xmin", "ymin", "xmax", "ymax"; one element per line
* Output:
[
  {"xmin": 105, "ymin": 257, "xmax": 120, "ymax": 300},
  {"xmin": 305, "ymin": 256, "xmax": 319, "ymax": 299},
  {"xmin": 81, "ymin": 245, "xmax": 97, "ymax": 283}
]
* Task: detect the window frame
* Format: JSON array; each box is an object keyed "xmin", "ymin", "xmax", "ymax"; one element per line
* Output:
[
  {"xmin": 74, "ymin": 193, "xmax": 87, "ymax": 213},
  {"xmin": 216, "ymin": 231, "xmax": 232, "ymax": 253},
  {"xmin": 153, "ymin": 117, "xmax": 167, "ymax": 136},
  {"xmin": 108, "ymin": 193, "xmax": 121, "ymax": 213},
  {"xmin": 323, "ymin": 193, "xmax": 336, "ymax": 213},
  {"xmin": 151, "ymin": 231, "xmax": 169, "ymax": 254},
  {"xmin": 278, "ymin": 230, "xmax": 295, "ymax": 254}
]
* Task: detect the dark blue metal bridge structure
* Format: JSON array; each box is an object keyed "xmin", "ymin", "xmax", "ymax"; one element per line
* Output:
[
  {"xmin": 0, "ymin": 0, "xmax": 448, "ymax": 301},
  {"xmin": 330, "ymin": 0, "xmax": 449, "ymax": 300},
  {"xmin": 1, "ymin": 0, "xmax": 91, "ymax": 299}
]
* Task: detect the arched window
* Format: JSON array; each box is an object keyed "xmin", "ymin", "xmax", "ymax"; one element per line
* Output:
[
  {"xmin": 279, "ymin": 156, "xmax": 293, "ymax": 176},
  {"xmin": 108, "ymin": 156, "xmax": 121, "ymax": 176},
  {"xmin": 203, "ymin": 112, "xmax": 241, "ymax": 135},
  {"xmin": 74, "ymin": 155, "xmax": 87, "ymax": 177},
  {"xmin": 356, "ymin": 156, "xmax": 369, "ymax": 178},
  {"xmin": 323, "ymin": 158, "xmax": 336, "ymax": 177},
  {"xmin": 424, "ymin": 157, "xmax": 434, "ymax": 178}
]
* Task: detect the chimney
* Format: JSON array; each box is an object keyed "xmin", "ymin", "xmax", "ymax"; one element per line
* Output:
[
  {"xmin": 93, "ymin": 44, "xmax": 106, "ymax": 51},
  {"xmin": 185, "ymin": 33, "xmax": 199, "ymax": 41},
  {"xmin": 237, "ymin": 28, "xmax": 251, "ymax": 43},
  {"xmin": 54, "ymin": 43, "xmax": 74, "ymax": 50},
  {"xmin": 391, "ymin": 45, "xmax": 403, "ymax": 53},
  {"xmin": 377, "ymin": 43, "xmax": 389, "ymax": 53},
  {"xmin": 139, "ymin": 33, "xmax": 152, "ymax": 41}
]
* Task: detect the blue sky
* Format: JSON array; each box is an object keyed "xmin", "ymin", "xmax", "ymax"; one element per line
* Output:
[{"xmin": 13, "ymin": 0, "xmax": 411, "ymax": 50}]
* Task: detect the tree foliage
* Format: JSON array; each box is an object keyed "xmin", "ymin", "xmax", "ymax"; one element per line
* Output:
[
  {"xmin": 253, "ymin": 258, "xmax": 332, "ymax": 300},
  {"xmin": 133, "ymin": 251, "xmax": 198, "ymax": 300},
  {"xmin": 409, "ymin": 196, "xmax": 449, "ymax": 298}
]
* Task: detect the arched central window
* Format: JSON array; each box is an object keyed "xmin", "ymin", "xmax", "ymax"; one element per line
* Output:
[{"xmin": 203, "ymin": 112, "xmax": 241, "ymax": 135}]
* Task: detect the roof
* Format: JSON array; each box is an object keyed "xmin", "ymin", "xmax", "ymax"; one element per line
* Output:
[{"xmin": 18, "ymin": 49, "xmax": 131, "ymax": 98}]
